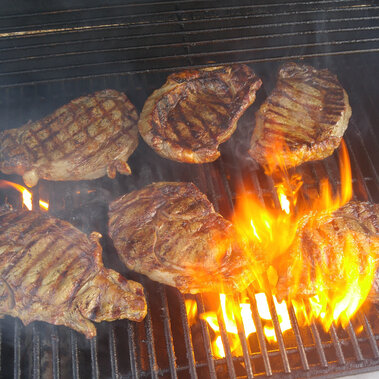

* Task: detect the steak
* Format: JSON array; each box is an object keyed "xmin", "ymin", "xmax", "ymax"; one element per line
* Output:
[
  {"xmin": 0, "ymin": 89, "xmax": 139, "ymax": 187},
  {"xmin": 138, "ymin": 64, "xmax": 262, "ymax": 163},
  {"xmin": 276, "ymin": 201, "xmax": 379, "ymax": 303},
  {"xmin": 249, "ymin": 62, "xmax": 352, "ymax": 172},
  {"xmin": 0, "ymin": 208, "xmax": 146, "ymax": 338},
  {"xmin": 108, "ymin": 182, "xmax": 257, "ymax": 294}
]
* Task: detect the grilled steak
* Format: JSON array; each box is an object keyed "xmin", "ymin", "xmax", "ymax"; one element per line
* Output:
[
  {"xmin": 108, "ymin": 182, "xmax": 257, "ymax": 294},
  {"xmin": 276, "ymin": 201, "xmax": 379, "ymax": 303},
  {"xmin": 0, "ymin": 89, "xmax": 139, "ymax": 187},
  {"xmin": 0, "ymin": 208, "xmax": 146, "ymax": 338},
  {"xmin": 249, "ymin": 62, "xmax": 352, "ymax": 172},
  {"xmin": 138, "ymin": 64, "xmax": 262, "ymax": 163}
]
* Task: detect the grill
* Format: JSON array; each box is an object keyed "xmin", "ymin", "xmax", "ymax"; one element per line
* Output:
[{"xmin": 0, "ymin": 1, "xmax": 378, "ymax": 378}]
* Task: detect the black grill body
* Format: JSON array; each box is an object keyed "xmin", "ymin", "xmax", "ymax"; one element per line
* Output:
[{"xmin": 0, "ymin": 1, "xmax": 378, "ymax": 378}]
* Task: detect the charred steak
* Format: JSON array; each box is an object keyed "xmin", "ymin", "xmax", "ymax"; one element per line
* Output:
[
  {"xmin": 108, "ymin": 182, "xmax": 257, "ymax": 294},
  {"xmin": 276, "ymin": 201, "xmax": 379, "ymax": 303},
  {"xmin": 249, "ymin": 62, "xmax": 352, "ymax": 172},
  {"xmin": 0, "ymin": 89, "xmax": 139, "ymax": 187},
  {"xmin": 138, "ymin": 64, "xmax": 262, "ymax": 163},
  {"xmin": 0, "ymin": 208, "xmax": 146, "ymax": 338}
]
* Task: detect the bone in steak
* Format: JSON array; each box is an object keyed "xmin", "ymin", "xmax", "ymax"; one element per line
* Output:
[
  {"xmin": 108, "ymin": 182, "xmax": 257, "ymax": 294},
  {"xmin": 0, "ymin": 208, "xmax": 146, "ymax": 338},
  {"xmin": 249, "ymin": 62, "xmax": 352, "ymax": 171},
  {"xmin": 0, "ymin": 89, "xmax": 139, "ymax": 187},
  {"xmin": 276, "ymin": 201, "xmax": 379, "ymax": 303},
  {"xmin": 138, "ymin": 64, "xmax": 262, "ymax": 163}
]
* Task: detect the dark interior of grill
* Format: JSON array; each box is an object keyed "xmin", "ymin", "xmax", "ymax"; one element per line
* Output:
[{"xmin": 0, "ymin": 1, "xmax": 378, "ymax": 378}]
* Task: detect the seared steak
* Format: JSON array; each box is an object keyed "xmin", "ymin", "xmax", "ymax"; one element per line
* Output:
[
  {"xmin": 0, "ymin": 208, "xmax": 146, "ymax": 338},
  {"xmin": 108, "ymin": 182, "xmax": 257, "ymax": 294},
  {"xmin": 249, "ymin": 62, "xmax": 352, "ymax": 172},
  {"xmin": 138, "ymin": 65, "xmax": 262, "ymax": 163},
  {"xmin": 276, "ymin": 201, "xmax": 379, "ymax": 303},
  {"xmin": 0, "ymin": 89, "xmax": 139, "ymax": 187}
]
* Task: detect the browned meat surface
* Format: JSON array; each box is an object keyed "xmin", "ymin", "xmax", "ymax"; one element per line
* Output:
[
  {"xmin": 249, "ymin": 62, "xmax": 352, "ymax": 171},
  {"xmin": 276, "ymin": 201, "xmax": 379, "ymax": 303},
  {"xmin": 0, "ymin": 89, "xmax": 139, "ymax": 187},
  {"xmin": 108, "ymin": 182, "xmax": 257, "ymax": 294},
  {"xmin": 138, "ymin": 65, "xmax": 262, "ymax": 163},
  {"xmin": 0, "ymin": 208, "xmax": 146, "ymax": 338}
]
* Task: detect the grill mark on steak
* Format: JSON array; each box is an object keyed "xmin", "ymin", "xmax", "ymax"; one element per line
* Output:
[
  {"xmin": 139, "ymin": 64, "xmax": 261, "ymax": 163},
  {"xmin": 0, "ymin": 209, "xmax": 147, "ymax": 337},
  {"xmin": 249, "ymin": 62, "xmax": 351, "ymax": 170},
  {"xmin": 0, "ymin": 90, "xmax": 139, "ymax": 187}
]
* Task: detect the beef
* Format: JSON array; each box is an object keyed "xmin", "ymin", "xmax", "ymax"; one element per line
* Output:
[
  {"xmin": 0, "ymin": 208, "xmax": 146, "ymax": 338},
  {"xmin": 249, "ymin": 62, "xmax": 352, "ymax": 172},
  {"xmin": 138, "ymin": 64, "xmax": 262, "ymax": 163},
  {"xmin": 0, "ymin": 89, "xmax": 139, "ymax": 187},
  {"xmin": 276, "ymin": 201, "xmax": 379, "ymax": 303},
  {"xmin": 108, "ymin": 182, "xmax": 257, "ymax": 294}
]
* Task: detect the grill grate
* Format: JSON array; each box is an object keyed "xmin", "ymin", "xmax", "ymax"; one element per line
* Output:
[{"xmin": 0, "ymin": 1, "xmax": 379, "ymax": 378}]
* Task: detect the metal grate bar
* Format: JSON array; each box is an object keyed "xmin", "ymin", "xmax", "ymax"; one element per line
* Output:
[
  {"xmin": 90, "ymin": 337, "xmax": 99, "ymax": 379},
  {"xmin": 178, "ymin": 293, "xmax": 198, "ymax": 379},
  {"xmin": 127, "ymin": 321, "xmax": 139, "ymax": 379},
  {"xmin": 359, "ymin": 312, "xmax": 379, "ymax": 359},
  {"xmin": 217, "ymin": 311, "xmax": 237, "ymax": 379},
  {"xmin": 346, "ymin": 321, "xmax": 364, "ymax": 362},
  {"xmin": 32, "ymin": 324, "xmax": 40, "ymax": 379},
  {"xmin": 70, "ymin": 331, "xmax": 79, "ymax": 379},
  {"xmin": 247, "ymin": 289, "xmax": 273, "ymax": 376},
  {"xmin": 108, "ymin": 324, "xmax": 119, "ymax": 379},
  {"xmin": 265, "ymin": 290, "xmax": 291, "ymax": 373},
  {"xmin": 13, "ymin": 319, "xmax": 21, "ymax": 379},
  {"xmin": 195, "ymin": 294, "xmax": 217, "ymax": 379},
  {"xmin": 142, "ymin": 280, "xmax": 159, "ymax": 379},
  {"xmin": 232, "ymin": 295, "xmax": 254, "ymax": 379},
  {"xmin": 2, "ymin": 3, "xmax": 376, "ymax": 34},
  {"xmin": 3, "ymin": 24, "xmax": 378, "ymax": 56},
  {"xmin": 3, "ymin": 38, "xmax": 378, "ymax": 78},
  {"xmin": 159, "ymin": 284, "xmax": 178, "ymax": 379},
  {"xmin": 330, "ymin": 324, "xmax": 346, "ymax": 365},
  {"xmin": 287, "ymin": 304, "xmax": 310, "ymax": 371},
  {"xmin": 310, "ymin": 322, "xmax": 328, "ymax": 368},
  {"xmin": 51, "ymin": 326, "xmax": 60, "ymax": 379}
]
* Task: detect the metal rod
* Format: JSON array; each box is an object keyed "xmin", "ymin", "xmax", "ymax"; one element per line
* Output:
[
  {"xmin": 330, "ymin": 323, "xmax": 346, "ymax": 366},
  {"xmin": 70, "ymin": 331, "xmax": 79, "ymax": 379},
  {"xmin": 359, "ymin": 311, "xmax": 379, "ymax": 359},
  {"xmin": 32, "ymin": 324, "xmax": 40, "ymax": 379},
  {"xmin": 217, "ymin": 311, "xmax": 237, "ymax": 379},
  {"xmin": 51, "ymin": 326, "xmax": 60, "ymax": 379},
  {"xmin": 127, "ymin": 321, "xmax": 139, "ymax": 379},
  {"xmin": 109, "ymin": 324, "xmax": 119, "ymax": 379},
  {"xmin": 90, "ymin": 337, "xmax": 99, "ymax": 379},
  {"xmin": 232, "ymin": 295, "xmax": 254, "ymax": 379},
  {"xmin": 159, "ymin": 284, "xmax": 178, "ymax": 379},
  {"xmin": 310, "ymin": 322, "xmax": 328, "ymax": 368},
  {"xmin": 13, "ymin": 319, "xmax": 21, "ymax": 379},
  {"xmin": 195, "ymin": 294, "xmax": 217, "ymax": 379},
  {"xmin": 287, "ymin": 304, "xmax": 310, "ymax": 371},
  {"xmin": 178, "ymin": 293, "xmax": 198, "ymax": 379},
  {"xmin": 346, "ymin": 321, "xmax": 364, "ymax": 362},
  {"xmin": 142, "ymin": 280, "xmax": 159, "ymax": 379},
  {"xmin": 247, "ymin": 288, "xmax": 273, "ymax": 376}
]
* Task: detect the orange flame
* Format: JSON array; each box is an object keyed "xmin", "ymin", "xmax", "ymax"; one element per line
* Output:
[
  {"xmin": 0, "ymin": 180, "xmax": 49, "ymax": 211},
  {"xmin": 232, "ymin": 139, "xmax": 375, "ymax": 331}
]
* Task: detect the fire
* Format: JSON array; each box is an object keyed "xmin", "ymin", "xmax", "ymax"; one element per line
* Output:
[
  {"xmin": 232, "ymin": 139, "xmax": 376, "ymax": 331},
  {"xmin": 0, "ymin": 180, "xmax": 49, "ymax": 211},
  {"xmin": 196, "ymin": 292, "xmax": 292, "ymax": 357}
]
